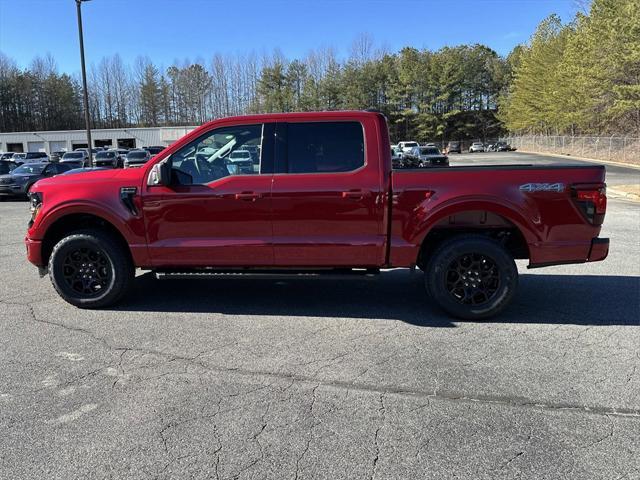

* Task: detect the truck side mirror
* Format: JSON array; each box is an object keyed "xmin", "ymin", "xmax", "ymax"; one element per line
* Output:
[{"xmin": 148, "ymin": 159, "xmax": 171, "ymax": 186}]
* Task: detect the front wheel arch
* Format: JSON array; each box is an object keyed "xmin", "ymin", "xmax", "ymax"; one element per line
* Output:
[{"xmin": 41, "ymin": 213, "xmax": 133, "ymax": 268}]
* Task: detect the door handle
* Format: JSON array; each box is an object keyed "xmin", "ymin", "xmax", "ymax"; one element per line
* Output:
[
  {"xmin": 235, "ymin": 192, "xmax": 261, "ymax": 201},
  {"xmin": 341, "ymin": 189, "xmax": 366, "ymax": 200}
]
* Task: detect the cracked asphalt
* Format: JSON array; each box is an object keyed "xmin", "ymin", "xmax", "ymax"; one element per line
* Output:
[{"xmin": 1, "ymin": 153, "xmax": 639, "ymax": 480}]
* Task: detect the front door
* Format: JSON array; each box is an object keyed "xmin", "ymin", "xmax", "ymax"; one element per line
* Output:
[{"xmin": 142, "ymin": 122, "xmax": 275, "ymax": 267}]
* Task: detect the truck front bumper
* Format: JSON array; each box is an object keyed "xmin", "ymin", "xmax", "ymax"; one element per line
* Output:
[{"xmin": 25, "ymin": 236, "xmax": 44, "ymax": 267}]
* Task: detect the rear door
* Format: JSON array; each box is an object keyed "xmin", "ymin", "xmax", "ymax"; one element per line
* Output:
[
  {"xmin": 142, "ymin": 122, "xmax": 275, "ymax": 267},
  {"xmin": 270, "ymin": 116, "xmax": 386, "ymax": 267}
]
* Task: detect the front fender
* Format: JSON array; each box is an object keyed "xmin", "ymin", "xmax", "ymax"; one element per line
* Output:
[{"xmin": 33, "ymin": 200, "xmax": 136, "ymax": 242}]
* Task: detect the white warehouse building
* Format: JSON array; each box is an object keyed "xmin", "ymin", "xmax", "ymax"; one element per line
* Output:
[{"xmin": 0, "ymin": 126, "xmax": 197, "ymax": 154}]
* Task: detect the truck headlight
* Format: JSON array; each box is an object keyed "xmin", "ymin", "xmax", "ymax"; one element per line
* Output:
[{"xmin": 28, "ymin": 191, "xmax": 43, "ymax": 227}]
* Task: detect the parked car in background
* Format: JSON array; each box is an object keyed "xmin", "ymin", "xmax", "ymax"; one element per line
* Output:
[
  {"xmin": 94, "ymin": 150, "xmax": 120, "ymax": 168},
  {"xmin": 23, "ymin": 152, "xmax": 49, "ymax": 163},
  {"xmin": 397, "ymin": 141, "xmax": 419, "ymax": 154},
  {"xmin": 0, "ymin": 160, "xmax": 19, "ymax": 175},
  {"xmin": 144, "ymin": 146, "xmax": 165, "ymax": 157},
  {"xmin": 11, "ymin": 153, "xmax": 27, "ymax": 164},
  {"xmin": 409, "ymin": 146, "xmax": 449, "ymax": 167},
  {"xmin": 60, "ymin": 151, "xmax": 89, "ymax": 167},
  {"xmin": 241, "ymin": 144, "xmax": 260, "ymax": 164},
  {"xmin": 391, "ymin": 148, "xmax": 404, "ymax": 169},
  {"xmin": 74, "ymin": 148, "xmax": 99, "ymax": 161},
  {"xmin": 49, "ymin": 151, "xmax": 66, "ymax": 162},
  {"xmin": 469, "ymin": 142, "xmax": 485, "ymax": 153},
  {"xmin": 124, "ymin": 149, "xmax": 151, "ymax": 168},
  {"xmin": 114, "ymin": 148, "xmax": 129, "ymax": 165},
  {"xmin": 227, "ymin": 149, "xmax": 254, "ymax": 173},
  {"xmin": 0, "ymin": 162, "xmax": 71, "ymax": 198},
  {"xmin": 446, "ymin": 141, "xmax": 461, "ymax": 154},
  {"xmin": 494, "ymin": 141, "xmax": 515, "ymax": 152}
]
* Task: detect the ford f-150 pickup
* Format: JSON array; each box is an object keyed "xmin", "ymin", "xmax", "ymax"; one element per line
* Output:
[{"xmin": 25, "ymin": 111, "xmax": 609, "ymax": 319}]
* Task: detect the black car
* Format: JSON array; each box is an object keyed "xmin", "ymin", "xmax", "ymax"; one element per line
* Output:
[
  {"xmin": 124, "ymin": 149, "xmax": 152, "ymax": 168},
  {"xmin": 494, "ymin": 141, "xmax": 515, "ymax": 152},
  {"xmin": 0, "ymin": 162, "xmax": 72, "ymax": 198},
  {"xmin": 94, "ymin": 150, "xmax": 120, "ymax": 168},
  {"xmin": 143, "ymin": 146, "xmax": 166, "ymax": 156},
  {"xmin": 0, "ymin": 160, "xmax": 19, "ymax": 175}
]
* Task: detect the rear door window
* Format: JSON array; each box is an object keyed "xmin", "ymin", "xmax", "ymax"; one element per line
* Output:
[{"xmin": 284, "ymin": 122, "xmax": 364, "ymax": 174}]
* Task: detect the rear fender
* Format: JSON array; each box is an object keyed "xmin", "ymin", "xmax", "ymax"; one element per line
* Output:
[{"xmin": 390, "ymin": 195, "xmax": 540, "ymax": 267}]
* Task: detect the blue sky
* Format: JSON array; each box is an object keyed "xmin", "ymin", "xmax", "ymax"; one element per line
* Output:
[{"xmin": 0, "ymin": 0, "xmax": 580, "ymax": 73}]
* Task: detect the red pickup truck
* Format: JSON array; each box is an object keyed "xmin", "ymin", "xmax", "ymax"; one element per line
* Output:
[{"xmin": 25, "ymin": 111, "xmax": 609, "ymax": 319}]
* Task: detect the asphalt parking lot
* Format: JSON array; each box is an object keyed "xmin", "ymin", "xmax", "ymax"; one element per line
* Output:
[{"xmin": 1, "ymin": 152, "xmax": 639, "ymax": 480}]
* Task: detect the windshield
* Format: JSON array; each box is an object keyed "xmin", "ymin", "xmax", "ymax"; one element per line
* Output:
[
  {"xmin": 13, "ymin": 153, "xmax": 26, "ymax": 158},
  {"xmin": 95, "ymin": 151, "xmax": 116, "ymax": 159},
  {"xmin": 62, "ymin": 152, "xmax": 84, "ymax": 159},
  {"xmin": 127, "ymin": 151, "xmax": 148, "ymax": 159},
  {"xmin": 404, "ymin": 142, "xmax": 418, "ymax": 148},
  {"xmin": 12, "ymin": 164, "xmax": 45, "ymax": 175},
  {"xmin": 420, "ymin": 147, "xmax": 440, "ymax": 155}
]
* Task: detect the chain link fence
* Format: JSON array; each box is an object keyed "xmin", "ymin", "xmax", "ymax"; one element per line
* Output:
[{"xmin": 501, "ymin": 135, "xmax": 640, "ymax": 166}]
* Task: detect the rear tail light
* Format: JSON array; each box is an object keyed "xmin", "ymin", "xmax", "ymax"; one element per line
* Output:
[{"xmin": 572, "ymin": 184, "xmax": 606, "ymax": 225}]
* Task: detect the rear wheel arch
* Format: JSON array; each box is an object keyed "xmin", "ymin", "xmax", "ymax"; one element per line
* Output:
[
  {"xmin": 416, "ymin": 209, "xmax": 531, "ymax": 270},
  {"xmin": 41, "ymin": 213, "xmax": 133, "ymax": 268}
]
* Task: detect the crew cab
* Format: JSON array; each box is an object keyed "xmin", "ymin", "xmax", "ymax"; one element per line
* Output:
[{"xmin": 25, "ymin": 111, "xmax": 609, "ymax": 319}]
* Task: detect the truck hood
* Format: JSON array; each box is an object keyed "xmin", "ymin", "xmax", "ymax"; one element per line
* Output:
[{"xmin": 35, "ymin": 168, "xmax": 123, "ymax": 188}]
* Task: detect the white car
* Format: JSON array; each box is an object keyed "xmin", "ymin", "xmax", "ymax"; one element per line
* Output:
[
  {"xmin": 397, "ymin": 141, "xmax": 420, "ymax": 154},
  {"xmin": 469, "ymin": 142, "xmax": 485, "ymax": 153},
  {"xmin": 227, "ymin": 150, "xmax": 254, "ymax": 173}
]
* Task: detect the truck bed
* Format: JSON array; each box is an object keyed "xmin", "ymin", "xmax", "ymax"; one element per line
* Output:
[{"xmin": 389, "ymin": 163, "xmax": 607, "ymax": 268}]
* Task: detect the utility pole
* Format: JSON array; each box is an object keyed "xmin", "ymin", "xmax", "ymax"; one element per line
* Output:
[{"xmin": 76, "ymin": 0, "xmax": 93, "ymax": 166}]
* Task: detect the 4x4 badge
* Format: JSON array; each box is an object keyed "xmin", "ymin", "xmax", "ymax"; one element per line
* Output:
[{"xmin": 519, "ymin": 183, "xmax": 565, "ymax": 192}]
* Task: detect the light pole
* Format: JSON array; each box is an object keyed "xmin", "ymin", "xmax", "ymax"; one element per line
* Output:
[{"xmin": 75, "ymin": 0, "xmax": 92, "ymax": 166}]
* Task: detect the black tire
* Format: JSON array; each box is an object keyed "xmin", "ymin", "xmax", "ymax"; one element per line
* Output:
[
  {"xmin": 48, "ymin": 229, "xmax": 134, "ymax": 308},
  {"xmin": 425, "ymin": 235, "xmax": 518, "ymax": 320}
]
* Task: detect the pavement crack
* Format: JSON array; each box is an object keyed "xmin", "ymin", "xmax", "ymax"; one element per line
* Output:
[
  {"xmin": 294, "ymin": 384, "xmax": 319, "ymax": 480},
  {"xmin": 370, "ymin": 392, "xmax": 387, "ymax": 480}
]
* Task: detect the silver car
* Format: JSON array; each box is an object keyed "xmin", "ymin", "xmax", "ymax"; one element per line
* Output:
[
  {"xmin": 469, "ymin": 142, "xmax": 485, "ymax": 153},
  {"xmin": 469, "ymin": 142, "xmax": 484, "ymax": 153}
]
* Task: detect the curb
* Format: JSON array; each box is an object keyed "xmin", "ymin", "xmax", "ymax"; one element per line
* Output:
[
  {"xmin": 517, "ymin": 150, "xmax": 640, "ymax": 171},
  {"xmin": 607, "ymin": 187, "xmax": 640, "ymax": 202}
]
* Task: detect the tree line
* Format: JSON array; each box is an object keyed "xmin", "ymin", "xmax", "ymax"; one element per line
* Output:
[
  {"xmin": 500, "ymin": 0, "xmax": 640, "ymax": 136},
  {"xmin": 0, "ymin": 0, "xmax": 637, "ymax": 141},
  {"xmin": 0, "ymin": 41, "xmax": 509, "ymax": 142}
]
